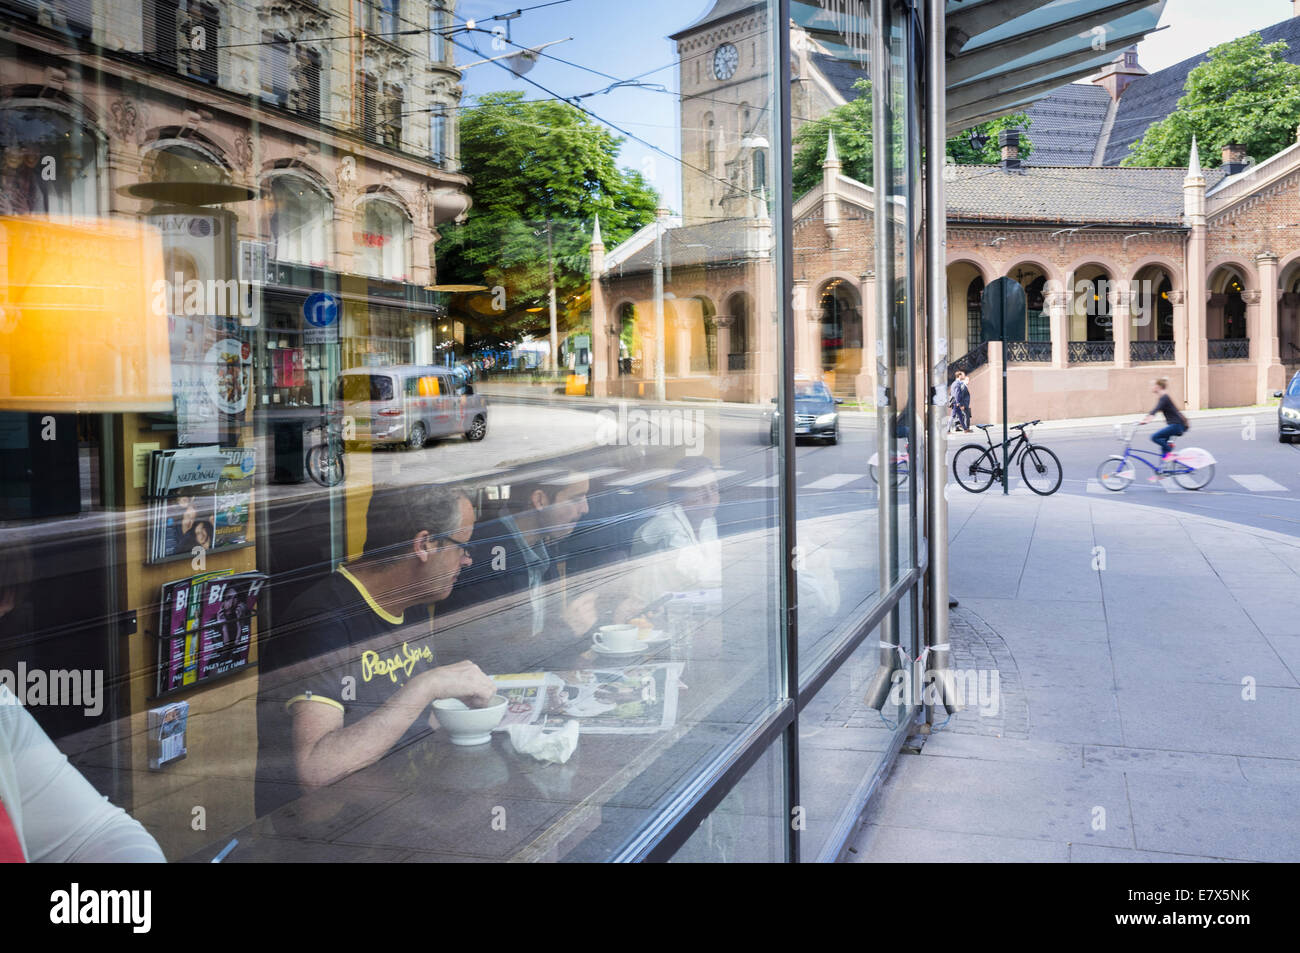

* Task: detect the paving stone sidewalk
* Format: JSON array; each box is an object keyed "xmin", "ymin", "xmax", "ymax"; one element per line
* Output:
[{"xmin": 844, "ymin": 490, "xmax": 1300, "ymax": 863}]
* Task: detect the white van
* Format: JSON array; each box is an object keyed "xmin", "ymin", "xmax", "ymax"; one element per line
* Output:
[{"xmin": 336, "ymin": 364, "xmax": 489, "ymax": 449}]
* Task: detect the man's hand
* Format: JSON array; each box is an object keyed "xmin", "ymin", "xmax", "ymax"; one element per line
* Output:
[
  {"xmin": 563, "ymin": 590, "xmax": 599, "ymax": 638},
  {"xmin": 425, "ymin": 659, "xmax": 496, "ymax": 708}
]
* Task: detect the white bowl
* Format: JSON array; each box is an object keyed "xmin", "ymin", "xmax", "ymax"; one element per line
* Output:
[{"xmin": 432, "ymin": 695, "xmax": 508, "ymax": 746}]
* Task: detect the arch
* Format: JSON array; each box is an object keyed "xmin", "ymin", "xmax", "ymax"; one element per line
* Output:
[
  {"xmin": 1003, "ymin": 256, "xmax": 1061, "ymax": 288},
  {"xmin": 816, "ymin": 277, "xmax": 862, "ymax": 387},
  {"xmin": 724, "ymin": 290, "xmax": 754, "ymax": 363},
  {"xmin": 354, "ymin": 194, "xmax": 413, "ymax": 281},
  {"xmin": 1069, "ymin": 262, "xmax": 1115, "ymax": 343},
  {"xmin": 1276, "ymin": 249, "xmax": 1300, "ymax": 290},
  {"xmin": 140, "ymin": 137, "xmax": 233, "ymax": 185},
  {"xmin": 356, "ymin": 184, "xmax": 412, "ymax": 220},
  {"xmin": 0, "ymin": 101, "xmax": 105, "ymax": 216},
  {"xmin": 141, "ymin": 127, "xmax": 235, "ymax": 173},
  {"xmin": 263, "ymin": 170, "xmax": 334, "ymax": 267},
  {"xmin": 1131, "ymin": 262, "xmax": 1177, "ymax": 342},
  {"xmin": 946, "ymin": 255, "xmax": 993, "ymax": 284},
  {"xmin": 1207, "ymin": 263, "xmax": 1249, "ymax": 340},
  {"xmin": 262, "ymin": 157, "xmax": 333, "ymax": 198},
  {"xmin": 1205, "ymin": 257, "xmax": 1257, "ymax": 291},
  {"xmin": 1126, "ymin": 254, "xmax": 1184, "ymax": 292}
]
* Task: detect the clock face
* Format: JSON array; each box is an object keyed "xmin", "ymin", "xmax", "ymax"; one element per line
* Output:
[{"xmin": 712, "ymin": 43, "xmax": 739, "ymax": 81}]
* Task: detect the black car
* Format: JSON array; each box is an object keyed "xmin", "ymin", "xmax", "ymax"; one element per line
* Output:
[
  {"xmin": 1275, "ymin": 370, "xmax": 1300, "ymax": 443},
  {"xmin": 768, "ymin": 379, "xmax": 843, "ymax": 445}
]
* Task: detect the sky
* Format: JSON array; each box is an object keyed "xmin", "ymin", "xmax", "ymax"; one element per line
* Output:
[{"xmin": 448, "ymin": 0, "xmax": 1300, "ymax": 212}]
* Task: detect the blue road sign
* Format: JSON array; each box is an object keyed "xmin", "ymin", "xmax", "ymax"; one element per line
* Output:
[{"xmin": 303, "ymin": 292, "xmax": 339, "ymax": 329}]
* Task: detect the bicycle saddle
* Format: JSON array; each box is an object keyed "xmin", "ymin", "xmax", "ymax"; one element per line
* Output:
[{"xmin": 975, "ymin": 424, "xmax": 995, "ymax": 430}]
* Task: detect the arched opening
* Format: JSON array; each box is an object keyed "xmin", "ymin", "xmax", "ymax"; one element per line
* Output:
[
  {"xmin": 1132, "ymin": 265, "xmax": 1175, "ymax": 346},
  {"xmin": 818, "ymin": 278, "xmax": 862, "ymax": 393},
  {"xmin": 725, "ymin": 291, "xmax": 753, "ymax": 371},
  {"xmin": 354, "ymin": 198, "xmax": 411, "ymax": 281},
  {"xmin": 265, "ymin": 174, "xmax": 333, "ymax": 267},
  {"xmin": 1005, "ymin": 263, "xmax": 1050, "ymax": 361},
  {"xmin": 617, "ymin": 301, "xmax": 638, "ymax": 376},
  {"xmin": 1280, "ymin": 263, "xmax": 1300, "ymax": 367},
  {"xmin": 0, "ymin": 105, "xmax": 101, "ymax": 216},
  {"xmin": 1209, "ymin": 268, "xmax": 1247, "ymax": 340},
  {"xmin": 965, "ymin": 275, "xmax": 985, "ymax": 354}
]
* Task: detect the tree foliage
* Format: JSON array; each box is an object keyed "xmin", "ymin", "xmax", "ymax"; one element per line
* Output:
[
  {"xmin": 792, "ymin": 80, "xmax": 1033, "ymax": 196},
  {"xmin": 437, "ymin": 91, "xmax": 660, "ymax": 335},
  {"xmin": 1123, "ymin": 34, "xmax": 1300, "ymax": 167}
]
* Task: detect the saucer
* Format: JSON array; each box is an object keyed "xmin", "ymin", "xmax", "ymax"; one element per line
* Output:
[
  {"xmin": 637, "ymin": 630, "xmax": 670, "ymax": 645},
  {"xmin": 591, "ymin": 641, "xmax": 649, "ymax": 656}
]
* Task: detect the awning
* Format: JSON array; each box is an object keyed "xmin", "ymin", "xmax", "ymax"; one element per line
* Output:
[{"xmin": 791, "ymin": 0, "xmax": 1168, "ymax": 135}]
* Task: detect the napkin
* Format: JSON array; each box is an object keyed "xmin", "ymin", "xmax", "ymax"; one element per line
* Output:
[{"xmin": 507, "ymin": 719, "xmax": 579, "ymax": 764}]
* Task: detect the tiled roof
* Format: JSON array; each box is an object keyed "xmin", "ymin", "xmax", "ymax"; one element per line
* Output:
[
  {"xmin": 1102, "ymin": 16, "xmax": 1300, "ymax": 165},
  {"xmin": 810, "ymin": 50, "xmax": 870, "ymax": 103},
  {"xmin": 605, "ymin": 219, "xmax": 759, "ymax": 276},
  {"xmin": 1022, "ymin": 84, "xmax": 1112, "ymax": 166},
  {"xmin": 944, "ymin": 164, "xmax": 1225, "ymax": 225},
  {"xmin": 669, "ymin": 1, "xmax": 762, "ymax": 40}
]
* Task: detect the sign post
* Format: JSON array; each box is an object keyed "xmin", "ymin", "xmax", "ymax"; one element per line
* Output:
[{"xmin": 980, "ymin": 277, "xmax": 1026, "ymax": 495}]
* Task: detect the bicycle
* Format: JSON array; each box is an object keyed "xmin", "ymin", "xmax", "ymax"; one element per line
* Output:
[
  {"xmin": 305, "ymin": 416, "xmax": 346, "ymax": 487},
  {"xmin": 1096, "ymin": 422, "xmax": 1216, "ymax": 491},
  {"xmin": 952, "ymin": 420, "xmax": 1062, "ymax": 495},
  {"xmin": 868, "ymin": 448, "xmax": 909, "ymax": 487}
]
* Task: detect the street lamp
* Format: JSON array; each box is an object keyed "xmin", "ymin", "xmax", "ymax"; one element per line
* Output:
[{"xmin": 968, "ymin": 129, "xmax": 990, "ymax": 154}]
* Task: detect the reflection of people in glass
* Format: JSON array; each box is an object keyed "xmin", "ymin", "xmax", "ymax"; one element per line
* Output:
[
  {"xmin": 0, "ymin": 541, "xmax": 164, "ymax": 861},
  {"xmin": 630, "ymin": 457, "xmax": 722, "ymax": 594}
]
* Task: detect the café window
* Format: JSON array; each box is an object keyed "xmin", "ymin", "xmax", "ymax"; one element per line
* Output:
[
  {"xmin": 354, "ymin": 198, "xmax": 411, "ymax": 280},
  {"xmin": 0, "ymin": 104, "xmax": 100, "ymax": 216},
  {"xmin": 266, "ymin": 174, "xmax": 332, "ymax": 267}
]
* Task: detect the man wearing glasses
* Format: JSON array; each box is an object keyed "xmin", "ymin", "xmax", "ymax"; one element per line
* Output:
[{"xmin": 255, "ymin": 483, "xmax": 496, "ymax": 816}]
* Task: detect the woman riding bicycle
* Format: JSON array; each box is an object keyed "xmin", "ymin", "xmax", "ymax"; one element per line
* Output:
[{"xmin": 1139, "ymin": 378, "xmax": 1189, "ymax": 474}]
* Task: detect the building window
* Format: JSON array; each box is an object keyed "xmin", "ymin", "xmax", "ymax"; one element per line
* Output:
[
  {"xmin": 355, "ymin": 70, "xmax": 378, "ymax": 140},
  {"xmin": 0, "ymin": 106, "xmax": 99, "ymax": 217},
  {"xmin": 261, "ymin": 32, "xmax": 293, "ymax": 109},
  {"xmin": 267, "ymin": 175, "xmax": 332, "ymax": 267},
  {"xmin": 378, "ymin": 0, "xmax": 400, "ymax": 37},
  {"xmin": 705, "ymin": 114, "xmax": 715, "ymax": 171},
  {"xmin": 429, "ymin": 4, "xmax": 451, "ymax": 62},
  {"xmin": 966, "ymin": 276, "xmax": 985, "ymax": 353},
  {"xmin": 429, "ymin": 106, "xmax": 447, "ymax": 165},
  {"xmin": 355, "ymin": 199, "xmax": 411, "ymax": 281},
  {"xmin": 180, "ymin": 1, "xmax": 220, "ymax": 83},
  {"xmin": 380, "ymin": 83, "xmax": 403, "ymax": 149},
  {"xmin": 752, "ymin": 148, "xmax": 766, "ymax": 192}
]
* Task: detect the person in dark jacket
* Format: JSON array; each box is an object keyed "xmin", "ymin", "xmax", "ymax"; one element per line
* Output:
[{"xmin": 1140, "ymin": 377, "xmax": 1189, "ymax": 466}]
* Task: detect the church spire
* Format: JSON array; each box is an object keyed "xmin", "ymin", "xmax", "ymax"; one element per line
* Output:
[
  {"xmin": 824, "ymin": 129, "xmax": 841, "ymax": 169},
  {"xmin": 1186, "ymin": 136, "xmax": 1202, "ymax": 180}
]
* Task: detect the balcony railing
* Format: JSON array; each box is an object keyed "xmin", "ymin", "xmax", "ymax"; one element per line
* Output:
[
  {"xmin": 949, "ymin": 340, "xmax": 988, "ymax": 380},
  {"xmin": 1005, "ymin": 341, "xmax": 1052, "ymax": 363},
  {"xmin": 1208, "ymin": 338, "xmax": 1250, "ymax": 360},
  {"xmin": 1068, "ymin": 340, "xmax": 1114, "ymax": 363},
  {"xmin": 727, "ymin": 352, "xmax": 749, "ymax": 372},
  {"xmin": 1130, "ymin": 340, "xmax": 1176, "ymax": 363}
]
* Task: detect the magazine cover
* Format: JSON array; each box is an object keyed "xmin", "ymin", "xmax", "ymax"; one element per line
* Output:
[
  {"xmin": 156, "ymin": 570, "xmax": 240, "ymax": 695},
  {"xmin": 196, "ymin": 572, "xmax": 264, "ymax": 682},
  {"xmin": 213, "ymin": 448, "xmax": 255, "ymax": 550},
  {"xmin": 149, "ymin": 447, "xmax": 225, "ymax": 562},
  {"xmin": 147, "ymin": 700, "xmax": 189, "ymax": 769},
  {"xmin": 492, "ymin": 664, "xmax": 683, "ymax": 735}
]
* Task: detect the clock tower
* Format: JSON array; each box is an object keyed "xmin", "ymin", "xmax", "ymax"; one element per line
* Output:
[{"xmin": 670, "ymin": 1, "xmax": 771, "ymax": 225}]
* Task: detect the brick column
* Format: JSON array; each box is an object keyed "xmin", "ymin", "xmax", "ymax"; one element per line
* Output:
[
  {"xmin": 714, "ymin": 313, "xmax": 733, "ymax": 380},
  {"xmin": 1111, "ymin": 283, "xmax": 1131, "ymax": 368},
  {"xmin": 1256, "ymin": 252, "xmax": 1283, "ymax": 402},
  {"xmin": 675, "ymin": 314, "xmax": 693, "ymax": 380},
  {"xmin": 793, "ymin": 277, "xmax": 815, "ymax": 376},
  {"xmin": 1168, "ymin": 290, "xmax": 1187, "ymax": 389},
  {"xmin": 1047, "ymin": 288, "xmax": 1069, "ymax": 368},
  {"xmin": 858, "ymin": 271, "xmax": 877, "ymax": 405}
]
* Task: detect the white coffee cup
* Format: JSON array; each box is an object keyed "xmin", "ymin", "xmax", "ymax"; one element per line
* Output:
[{"xmin": 594, "ymin": 624, "xmax": 640, "ymax": 653}]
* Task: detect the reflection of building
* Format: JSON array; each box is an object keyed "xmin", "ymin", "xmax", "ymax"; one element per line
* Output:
[{"xmin": 0, "ymin": 0, "xmax": 470, "ymax": 409}]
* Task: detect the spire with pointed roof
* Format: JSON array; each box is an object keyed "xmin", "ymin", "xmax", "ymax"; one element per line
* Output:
[
  {"xmin": 824, "ymin": 129, "xmax": 841, "ymax": 169},
  {"xmin": 590, "ymin": 213, "xmax": 604, "ymax": 248},
  {"xmin": 1187, "ymin": 135, "xmax": 1202, "ymax": 180}
]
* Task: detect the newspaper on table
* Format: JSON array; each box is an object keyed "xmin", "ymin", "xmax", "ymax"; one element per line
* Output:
[{"xmin": 492, "ymin": 663, "xmax": 683, "ymax": 735}]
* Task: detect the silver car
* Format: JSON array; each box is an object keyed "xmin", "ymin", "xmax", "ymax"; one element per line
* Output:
[
  {"xmin": 1276, "ymin": 370, "xmax": 1300, "ymax": 443},
  {"xmin": 337, "ymin": 365, "xmax": 489, "ymax": 449}
]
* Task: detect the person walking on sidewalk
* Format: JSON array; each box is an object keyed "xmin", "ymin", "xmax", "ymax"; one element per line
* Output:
[
  {"xmin": 952, "ymin": 370, "xmax": 972, "ymax": 433},
  {"xmin": 1139, "ymin": 377, "xmax": 1189, "ymax": 479}
]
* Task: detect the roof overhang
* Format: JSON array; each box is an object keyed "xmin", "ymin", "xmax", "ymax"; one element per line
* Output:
[{"xmin": 791, "ymin": 0, "xmax": 1168, "ymax": 136}]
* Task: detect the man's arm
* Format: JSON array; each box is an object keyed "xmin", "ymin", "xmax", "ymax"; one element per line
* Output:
[{"xmin": 290, "ymin": 660, "xmax": 495, "ymax": 790}]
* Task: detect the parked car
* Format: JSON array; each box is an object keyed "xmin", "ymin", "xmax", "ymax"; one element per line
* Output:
[
  {"xmin": 767, "ymin": 377, "xmax": 843, "ymax": 445},
  {"xmin": 1275, "ymin": 370, "xmax": 1300, "ymax": 443},
  {"xmin": 336, "ymin": 365, "xmax": 489, "ymax": 449}
]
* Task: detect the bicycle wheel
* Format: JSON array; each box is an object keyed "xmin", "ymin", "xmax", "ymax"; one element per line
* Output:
[
  {"xmin": 307, "ymin": 443, "xmax": 345, "ymax": 487},
  {"xmin": 1172, "ymin": 462, "xmax": 1214, "ymax": 490},
  {"xmin": 1095, "ymin": 455, "xmax": 1134, "ymax": 491},
  {"xmin": 952, "ymin": 444, "xmax": 996, "ymax": 492},
  {"xmin": 1019, "ymin": 444, "xmax": 1062, "ymax": 496}
]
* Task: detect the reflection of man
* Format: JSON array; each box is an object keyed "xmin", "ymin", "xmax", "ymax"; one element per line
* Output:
[
  {"xmin": 443, "ymin": 473, "xmax": 591, "ymax": 637},
  {"xmin": 630, "ymin": 458, "xmax": 721, "ymax": 593},
  {"xmin": 255, "ymin": 484, "xmax": 495, "ymax": 816}
]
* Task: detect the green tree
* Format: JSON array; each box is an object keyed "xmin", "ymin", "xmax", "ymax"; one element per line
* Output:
[
  {"xmin": 437, "ymin": 91, "xmax": 660, "ymax": 334},
  {"xmin": 793, "ymin": 79, "xmax": 1032, "ymax": 195},
  {"xmin": 945, "ymin": 113, "xmax": 1034, "ymax": 165},
  {"xmin": 1123, "ymin": 33, "xmax": 1300, "ymax": 167}
]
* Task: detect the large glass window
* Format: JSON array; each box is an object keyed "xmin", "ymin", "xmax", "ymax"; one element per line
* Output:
[{"xmin": 0, "ymin": 0, "xmax": 930, "ymax": 866}]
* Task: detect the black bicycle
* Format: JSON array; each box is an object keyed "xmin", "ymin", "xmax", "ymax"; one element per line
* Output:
[
  {"xmin": 306, "ymin": 416, "xmax": 346, "ymax": 487},
  {"xmin": 952, "ymin": 420, "xmax": 1062, "ymax": 495}
]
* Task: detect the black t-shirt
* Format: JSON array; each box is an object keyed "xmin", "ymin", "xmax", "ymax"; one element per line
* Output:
[
  {"xmin": 1151, "ymin": 394, "xmax": 1187, "ymax": 428},
  {"xmin": 254, "ymin": 566, "xmax": 436, "ymax": 817}
]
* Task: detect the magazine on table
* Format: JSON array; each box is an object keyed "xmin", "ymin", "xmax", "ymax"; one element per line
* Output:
[{"xmin": 491, "ymin": 663, "xmax": 683, "ymax": 735}]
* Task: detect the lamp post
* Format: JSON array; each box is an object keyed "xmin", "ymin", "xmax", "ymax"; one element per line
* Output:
[
  {"xmin": 653, "ymin": 207, "xmax": 667, "ymax": 401},
  {"xmin": 546, "ymin": 220, "xmax": 559, "ymax": 376}
]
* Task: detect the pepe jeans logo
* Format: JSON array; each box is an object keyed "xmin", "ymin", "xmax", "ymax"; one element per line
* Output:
[{"xmin": 360, "ymin": 642, "xmax": 434, "ymax": 683}]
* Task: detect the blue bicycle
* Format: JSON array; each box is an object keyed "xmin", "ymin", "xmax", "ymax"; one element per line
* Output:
[{"xmin": 1096, "ymin": 422, "xmax": 1216, "ymax": 491}]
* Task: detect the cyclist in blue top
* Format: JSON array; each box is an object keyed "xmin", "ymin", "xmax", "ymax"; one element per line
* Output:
[{"xmin": 1139, "ymin": 377, "xmax": 1189, "ymax": 474}]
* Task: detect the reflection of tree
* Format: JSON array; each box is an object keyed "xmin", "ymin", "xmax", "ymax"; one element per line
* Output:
[{"xmin": 438, "ymin": 92, "xmax": 659, "ymax": 343}]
